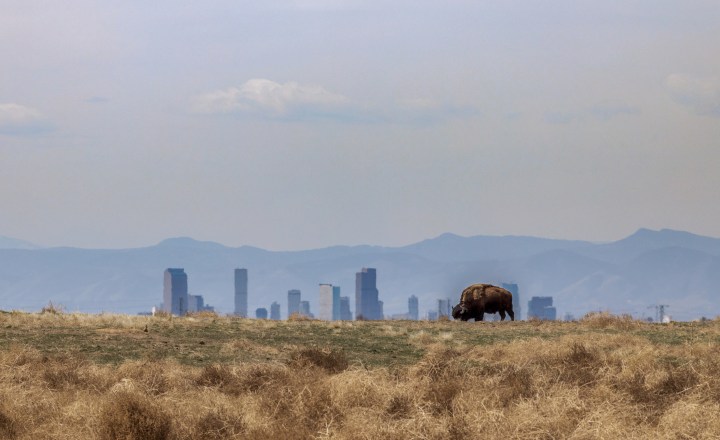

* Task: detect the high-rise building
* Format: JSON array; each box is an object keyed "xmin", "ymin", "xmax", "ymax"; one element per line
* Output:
[
  {"xmin": 339, "ymin": 296, "xmax": 353, "ymax": 320},
  {"xmin": 438, "ymin": 298, "xmax": 451, "ymax": 318},
  {"xmin": 270, "ymin": 302, "xmax": 281, "ymax": 320},
  {"xmin": 318, "ymin": 284, "xmax": 334, "ymax": 321},
  {"xmin": 288, "ymin": 289, "xmax": 301, "ymax": 318},
  {"xmin": 163, "ymin": 268, "xmax": 188, "ymax": 316},
  {"xmin": 318, "ymin": 284, "xmax": 342, "ymax": 321},
  {"xmin": 502, "ymin": 283, "xmax": 520, "ymax": 320},
  {"xmin": 300, "ymin": 300, "xmax": 313, "ymax": 318},
  {"xmin": 256, "ymin": 308, "xmax": 268, "ymax": 319},
  {"xmin": 332, "ymin": 286, "xmax": 341, "ymax": 321},
  {"xmin": 187, "ymin": 294, "xmax": 204, "ymax": 313},
  {"xmin": 528, "ymin": 296, "xmax": 556, "ymax": 320},
  {"xmin": 234, "ymin": 268, "xmax": 248, "ymax": 317},
  {"xmin": 408, "ymin": 295, "xmax": 419, "ymax": 320},
  {"xmin": 355, "ymin": 268, "xmax": 382, "ymax": 320}
]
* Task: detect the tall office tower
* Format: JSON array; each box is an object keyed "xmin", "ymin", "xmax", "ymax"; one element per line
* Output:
[
  {"xmin": 288, "ymin": 289, "xmax": 301, "ymax": 318},
  {"xmin": 502, "ymin": 283, "xmax": 520, "ymax": 320},
  {"xmin": 163, "ymin": 268, "xmax": 188, "ymax": 316},
  {"xmin": 332, "ymin": 286, "xmax": 341, "ymax": 321},
  {"xmin": 255, "ymin": 308, "xmax": 268, "ymax": 319},
  {"xmin": 234, "ymin": 268, "xmax": 248, "ymax": 317},
  {"xmin": 438, "ymin": 298, "xmax": 451, "ymax": 318},
  {"xmin": 270, "ymin": 302, "xmax": 281, "ymax": 320},
  {"xmin": 355, "ymin": 267, "xmax": 381, "ymax": 320},
  {"xmin": 300, "ymin": 300, "xmax": 313, "ymax": 318},
  {"xmin": 408, "ymin": 295, "xmax": 419, "ymax": 320},
  {"xmin": 339, "ymin": 296, "xmax": 353, "ymax": 320},
  {"xmin": 318, "ymin": 284, "xmax": 334, "ymax": 321}
]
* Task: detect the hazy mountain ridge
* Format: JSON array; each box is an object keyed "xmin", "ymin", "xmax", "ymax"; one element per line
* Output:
[
  {"xmin": 0, "ymin": 229, "xmax": 718, "ymax": 320},
  {"xmin": 0, "ymin": 235, "xmax": 41, "ymax": 250}
]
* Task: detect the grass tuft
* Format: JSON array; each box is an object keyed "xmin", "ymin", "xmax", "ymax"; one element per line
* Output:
[
  {"xmin": 97, "ymin": 391, "xmax": 172, "ymax": 440},
  {"xmin": 289, "ymin": 347, "xmax": 349, "ymax": 374}
]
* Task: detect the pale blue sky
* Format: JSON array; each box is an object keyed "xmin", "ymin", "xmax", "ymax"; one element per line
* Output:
[{"xmin": 1, "ymin": 1, "xmax": 719, "ymax": 249}]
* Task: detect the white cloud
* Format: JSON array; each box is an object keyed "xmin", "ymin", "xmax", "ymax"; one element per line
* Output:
[
  {"xmin": 0, "ymin": 103, "xmax": 52, "ymax": 135},
  {"xmin": 665, "ymin": 74, "xmax": 720, "ymax": 116},
  {"xmin": 193, "ymin": 79, "xmax": 349, "ymax": 118}
]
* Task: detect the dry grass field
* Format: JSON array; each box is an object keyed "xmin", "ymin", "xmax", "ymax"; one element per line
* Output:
[{"xmin": 1, "ymin": 310, "xmax": 720, "ymax": 439}]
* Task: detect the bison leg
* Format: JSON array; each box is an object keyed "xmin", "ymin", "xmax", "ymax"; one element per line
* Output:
[
  {"xmin": 499, "ymin": 310, "xmax": 506, "ymax": 321},
  {"xmin": 477, "ymin": 312, "xmax": 484, "ymax": 321},
  {"xmin": 508, "ymin": 309, "xmax": 515, "ymax": 321}
]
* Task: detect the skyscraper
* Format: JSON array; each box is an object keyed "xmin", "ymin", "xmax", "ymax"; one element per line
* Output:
[
  {"xmin": 187, "ymin": 294, "xmax": 204, "ymax": 313},
  {"xmin": 438, "ymin": 298, "xmax": 451, "ymax": 318},
  {"xmin": 318, "ymin": 284, "xmax": 342, "ymax": 321},
  {"xmin": 339, "ymin": 296, "xmax": 353, "ymax": 321},
  {"xmin": 502, "ymin": 283, "xmax": 520, "ymax": 320},
  {"xmin": 300, "ymin": 300, "xmax": 313, "ymax": 318},
  {"xmin": 288, "ymin": 289, "xmax": 301, "ymax": 318},
  {"xmin": 318, "ymin": 284, "xmax": 334, "ymax": 321},
  {"xmin": 332, "ymin": 286, "xmax": 341, "ymax": 321},
  {"xmin": 408, "ymin": 295, "xmax": 419, "ymax": 320},
  {"xmin": 255, "ymin": 308, "xmax": 268, "ymax": 319},
  {"xmin": 234, "ymin": 268, "xmax": 248, "ymax": 317},
  {"xmin": 355, "ymin": 267, "xmax": 382, "ymax": 320},
  {"xmin": 163, "ymin": 268, "xmax": 188, "ymax": 316},
  {"xmin": 270, "ymin": 302, "xmax": 281, "ymax": 320}
]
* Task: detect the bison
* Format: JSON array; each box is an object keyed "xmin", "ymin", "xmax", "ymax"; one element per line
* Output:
[{"xmin": 452, "ymin": 283, "xmax": 515, "ymax": 322}]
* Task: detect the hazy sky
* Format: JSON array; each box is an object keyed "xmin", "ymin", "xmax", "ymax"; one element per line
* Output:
[{"xmin": 2, "ymin": 1, "xmax": 719, "ymax": 250}]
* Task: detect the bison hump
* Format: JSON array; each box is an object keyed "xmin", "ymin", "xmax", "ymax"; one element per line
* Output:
[{"xmin": 461, "ymin": 283, "xmax": 492, "ymax": 303}]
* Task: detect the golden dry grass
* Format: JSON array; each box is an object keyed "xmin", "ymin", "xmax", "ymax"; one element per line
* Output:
[{"xmin": 1, "ymin": 310, "xmax": 720, "ymax": 439}]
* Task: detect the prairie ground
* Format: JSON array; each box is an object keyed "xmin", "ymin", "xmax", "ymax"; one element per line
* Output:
[{"xmin": 1, "ymin": 310, "xmax": 720, "ymax": 439}]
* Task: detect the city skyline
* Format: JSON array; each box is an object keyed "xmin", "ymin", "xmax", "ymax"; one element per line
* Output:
[{"xmin": 161, "ymin": 266, "xmax": 460, "ymax": 321}]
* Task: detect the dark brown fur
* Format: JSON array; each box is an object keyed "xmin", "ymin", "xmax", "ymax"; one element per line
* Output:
[{"xmin": 452, "ymin": 284, "xmax": 515, "ymax": 322}]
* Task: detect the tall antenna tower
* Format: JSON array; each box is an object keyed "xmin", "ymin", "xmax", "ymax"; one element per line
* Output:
[{"xmin": 648, "ymin": 304, "xmax": 670, "ymax": 323}]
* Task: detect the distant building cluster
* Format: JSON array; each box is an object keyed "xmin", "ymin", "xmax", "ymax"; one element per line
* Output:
[
  {"xmin": 161, "ymin": 268, "xmax": 215, "ymax": 316},
  {"xmin": 158, "ymin": 266, "xmax": 540, "ymax": 322},
  {"xmin": 527, "ymin": 296, "xmax": 557, "ymax": 320}
]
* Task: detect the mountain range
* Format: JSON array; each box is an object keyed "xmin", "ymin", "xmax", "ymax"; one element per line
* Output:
[{"xmin": 1, "ymin": 228, "xmax": 719, "ymax": 321}]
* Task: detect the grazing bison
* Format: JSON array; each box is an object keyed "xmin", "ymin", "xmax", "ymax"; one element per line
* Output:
[{"xmin": 452, "ymin": 284, "xmax": 515, "ymax": 322}]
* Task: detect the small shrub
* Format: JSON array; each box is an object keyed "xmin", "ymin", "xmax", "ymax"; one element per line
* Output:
[
  {"xmin": 153, "ymin": 309, "xmax": 172, "ymax": 318},
  {"xmin": 40, "ymin": 301, "xmax": 63, "ymax": 315},
  {"xmin": 97, "ymin": 391, "xmax": 172, "ymax": 440},
  {"xmin": 288, "ymin": 313, "xmax": 314, "ymax": 322}
]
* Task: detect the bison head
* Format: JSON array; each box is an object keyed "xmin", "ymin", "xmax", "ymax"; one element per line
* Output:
[{"xmin": 452, "ymin": 304, "xmax": 468, "ymax": 320}]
